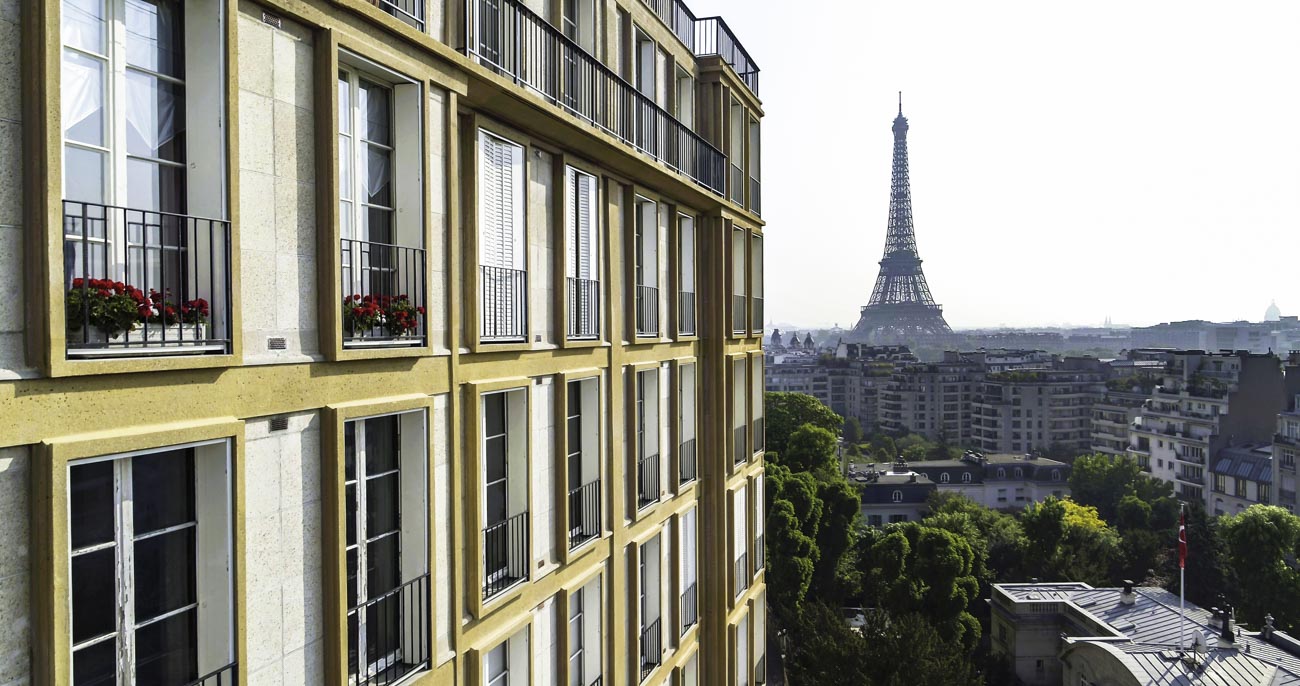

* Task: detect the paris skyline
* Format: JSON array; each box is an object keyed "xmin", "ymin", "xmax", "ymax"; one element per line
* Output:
[{"xmin": 695, "ymin": 0, "xmax": 1299, "ymax": 330}]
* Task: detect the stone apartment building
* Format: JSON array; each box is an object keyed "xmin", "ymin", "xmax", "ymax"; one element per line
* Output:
[
  {"xmin": 0, "ymin": 0, "xmax": 767, "ymax": 684},
  {"xmin": 971, "ymin": 360, "xmax": 1108, "ymax": 456},
  {"xmin": 1090, "ymin": 389, "xmax": 1148, "ymax": 458},
  {"xmin": 1276, "ymin": 388, "xmax": 1300, "ymax": 512},
  {"xmin": 764, "ymin": 342, "xmax": 914, "ymax": 431},
  {"xmin": 878, "ymin": 351, "xmax": 984, "ymax": 442}
]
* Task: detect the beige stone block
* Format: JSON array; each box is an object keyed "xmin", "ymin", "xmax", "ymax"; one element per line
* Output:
[
  {"xmin": 245, "ymin": 436, "xmax": 283, "ymax": 518},
  {"xmin": 0, "ymin": 449, "xmax": 26, "ymax": 579},
  {"xmin": 0, "ymin": 15, "xmax": 19, "ymax": 123},
  {"xmin": 248, "ymin": 663, "xmax": 285, "ymax": 686},
  {"xmin": 275, "ymin": 253, "xmax": 316, "ymax": 331},
  {"xmin": 282, "ymin": 641, "xmax": 324, "ymax": 685},
  {"xmin": 0, "ymin": 331, "xmax": 29, "ymax": 377},
  {"xmin": 0, "ymin": 227, "xmax": 22, "ymax": 335},
  {"xmin": 237, "ymin": 16, "xmax": 274, "ymax": 98},
  {"xmin": 0, "ymin": 121, "xmax": 22, "ymax": 227},
  {"xmin": 280, "ymin": 573, "xmax": 323, "ymax": 651},
  {"xmin": 273, "ymin": 30, "xmax": 314, "ymax": 110},
  {"xmin": 0, "ymin": 567, "xmax": 29, "ymax": 685},
  {"xmin": 274, "ymin": 101, "xmax": 316, "ymax": 184},
  {"xmin": 239, "ymin": 93, "xmax": 276, "ymax": 176},
  {"xmin": 245, "ymin": 512, "xmax": 284, "ymax": 595},
  {"xmin": 240, "ymin": 250, "xmax": 278, "ymax": 333},
  {"xmin": 275, "ymin": 179, "xmax": 316, "ymax": 257},
  {"xmin": 239, "ymin": 170, "xmax": 276, "ymax": 253}
]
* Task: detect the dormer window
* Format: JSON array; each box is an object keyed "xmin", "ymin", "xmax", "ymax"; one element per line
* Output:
[{"xmin": 891, "ymin": 490, "xmax": 902, "ymax": 503}]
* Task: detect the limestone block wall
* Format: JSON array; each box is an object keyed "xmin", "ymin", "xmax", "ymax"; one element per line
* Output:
[
  {"xmin": 528, "ymin": 149, "xmax": 556, "ymax": 347},
  {"xmin": 432, "ymin": 393, "xmax": 455, "ymax": 665},
  {"xmin": 0, "ymin": 0, "xmax": 27, "ymax": 379},
  {"xmin": 532, "ymin": 377, "xmax": 558, "ymax": 575},
  {"xmin": 0, "ymin": 446, "xmax": 29, "ymax": 686},
  {"xmin": 427, "ymin": 88, "xmax": 450, "ymax": 354},
  {"xmin": 243, "ymin": 413, "xmax": 324, "ymax": 683},
  {"xmin": 237, "ymin": 3, "xmax": 320, "ymax": 363}
]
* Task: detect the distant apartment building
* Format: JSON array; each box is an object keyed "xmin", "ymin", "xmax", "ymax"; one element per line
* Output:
[
  {"xmin": 853, "ymin": 453, "xmax": 1071, "ymax": 525},
  {"xmin": 764, "ymin": 342, "xmax": 915, "ymax": 431},
  {"xmin": 1090, "ymin": 389, "xmax": 1148, "ymax": 457},
  {"xmin": 1273, "ymin": 357, "xmax": 1300, "ymax": 512},
  {"xmin": 971, "ymin": 360, "xmax": 1107, "ymax": 456},
  {"xmin": 1128, "ymin": 351, "xmax": 1289, "ymax": 508},
  {"xmin": 1209, "ymin": 444, "xmax": 1273, "ymax": 515},
  {"xmin": 878, "ymin": 352, "xmax": 983, "ymax": 442}
]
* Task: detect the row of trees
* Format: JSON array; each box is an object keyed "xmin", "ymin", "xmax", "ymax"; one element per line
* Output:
[{"xmin": 765, "ymin": 391, "xmax": 1300, "ymax": 684}]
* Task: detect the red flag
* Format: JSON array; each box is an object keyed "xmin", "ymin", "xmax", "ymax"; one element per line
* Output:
[{"xmin": 1178, "ymin": 511, "xmax": 1187, "ymax": 569}]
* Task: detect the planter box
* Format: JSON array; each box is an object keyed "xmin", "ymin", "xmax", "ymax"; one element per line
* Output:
[{"xmin": 71, "ymin": 323, "xmax": 207, "ymax": 346}]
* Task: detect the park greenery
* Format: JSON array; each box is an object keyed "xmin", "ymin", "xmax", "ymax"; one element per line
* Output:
[{"xmin": 763, "ymin": 391, "xmax": 1300, "ymax": 684}]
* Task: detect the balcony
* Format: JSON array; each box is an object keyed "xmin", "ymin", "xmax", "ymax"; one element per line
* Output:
[
  {"xmin": 637, "ymin": 453, "xmax": 661, "ymax": 509},
  {"xmin": 341, "ymin": 239, "xmax": 427, "ymax": 347},
  {"xmin": 463, "ymin": 0, "xmax": 726, "ymax": 194},
  {"xmin": 694, "ymin": 17, "xmax": 760, "ymax": 95},
  {"xmin": 1278, "ymin": 433, "xmax": 1300, "ymax": 449},
  {"xmin": 348, "ymin": 574, "xmax": 431, "ymax": 686},
  {"xmin": 185, "ymin": 664, "xmax": 238, "ymax": 686},
  {"xmin": 567, "ymin": 277, "xmax": 600, "ymax": 340},
  {"xmin": 483, "ymin": 512, "xmax": 529, "ymax": 600},
  {"xmin": 63, "ymin": 201, "xmax": 231, "ymax": 357},
  {"xmin": 639, "ymin": 617, "xmax": 662, "ymax": 682},
  {"xmin": 480, "ymin": 265, "xmax": 527, "ymax": 342},
  {"xmin": 1281, "ymin": 488, "xmax": 1297, "ymax": 503},
  {"xmin": 636, "ymin": 285, "xmax": 660, "ymax": 337},
  {"xmin": 732, "ymin": 294, "xmax": 747, "ymax": 334},
  {"xmin": 679, "ymin": 290, "xmax": 697, "ymax": 336},
  {"xmin": 734, "ymin": 552, "xmax": 749, "ymax": 596},
  {"xmin": 679, "ymin": 437, "xmax": 697, "ymax": 486},
  {"xmin": 375, "ymin": 0, "xmax": 423, "ymax": 29},
  {"xmin": 568, "ymin": 478, "xmax": 602, "ymax": 549},
  {"xmin": 680, "ymin": 581, "xmax": 698, "ymax": 633}
]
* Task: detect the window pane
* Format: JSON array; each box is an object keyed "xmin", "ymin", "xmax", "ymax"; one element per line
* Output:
[
  {"xmin": 345, "ymin": 422, "xmax": 357, "ymax": 481},
  {"xmin": 124, "ymin": 0, "xmax": 185, "ymax": 78},
  {"xmin": 365, "ymin": 594, "xmax": 401, "ymax": 668},
  {"xmin": 338, "ymin": 73, "xmax": 352, "ymax": 134},
  {"xmin": 485, "ymin": 436, "xmax": 506, "ymax": 483},
  {"xmin": 485, "ymin": 482, "xmax": 506, "ymax": 525},
  {"xmin": 62, "ymin": 50, "xmax": 105, "ymax": 145},
  {"xmin": 126, "ymin": 157, "xmax": 187, "ymax": 214},
  {"xmin": 125, "ymin": 70, "xmax": 186, "ymax": 161},
  {"xmin": 133, "ymin": 527, "xmax": 196, "ymax": 621},
  {"xmin": 346, "ymin": 548, "xmax": 359, "ymax": 608},
  {"xmin": 72, "ymin": 638, "xmax": 117, "ymax": 686},
  {"xmin": 360, "ymin": 80, "xmax": 391, "ymax": 146},
  {"xmin": 134, "ymin": 609, "xmax": 197, "ymax": 685},
  {"xmin": 345, "ymin": 483, "xmax": 357, "ymax": 547},
  {"xmin": 347, "ymin": 611, "xmax": 360, "ymax": 677},
  {"xmin": 365, "ymin": 415, "xmax": 399, "ymax": 474},
  {"xmin": 132, "ymin": 449, "xmax": 195, "ymax": 533},
  {"xmin": 71, "ymin": 548, "xmax": 116, "ymax": 644},
  {"xmin": 366, "ymin": 473, "xmax": 400, "ymax": 538},
  {"xmin": 366, "ymin": 534, "xmax": 400, "ymax": 597},
  {"xmin": 63, "ymin": 0, "xmax": 105, "ymax": 54},
  {"xmin": 70, "ymin": 460, "xmax": 114, "ymax": 550},
  {"xmin": 364, "ymin": 206, "xmax": 393, "ymax": 247},
  {"xmin": 64, "ymin": 146, "xmax": 106, "ymax": 205},
  {"xmin": 363, "ymin": 145, "xmax": 393, "ymax": 209},
  {"xmin": 338, "ymin": 136, "xmax": 353, "ymax": 201},
  {"xmin": 485, "ymin": 394, "xmax": 505, "ymax": 435}
]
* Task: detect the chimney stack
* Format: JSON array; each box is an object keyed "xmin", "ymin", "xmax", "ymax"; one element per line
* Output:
[
  {"xmin": 1220, "ymin": 605, "xmax": 1236, "ymax": 645},
  {"xmin": 1120, "ymin": 580, "xmax": 1136, "ymax": 605},
  {"xmin": 1263, "ymin": 614, "xmax": 1276, "ymax": 641}
]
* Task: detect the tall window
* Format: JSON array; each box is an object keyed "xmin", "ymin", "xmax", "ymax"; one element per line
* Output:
[
  {"xmin": 736, "ymin": 614, "xmax": 750, "ymax": 686},
  {"xmin": 634, "ymin": 198, "xmax": 659, "ymax": 337},
  {"xmin": 483, "ymin": 390, "xmax": 530, "ymax": 599},
  {"xmin": 632, "ymin": 29, "xmax": 656, "ymax": 151},
  {"xmin": 345, "ymin": 412, "xmax": 430, "ymax": 682},
  {"xmin": 731, "ymin": 227, "xmax": 746, "ymax": 334},
  {"xmin": 639, "ymin": 534, "xmax": 663, "ymax": 681},
  {"xmin": 678, "ymin": 363, "xmax": 698, "ymax": 486},
  {"xmin": 678, "ymin": 214, "xmax": 696, "ymax": 336},
  {"xmin": 733, "ymin": 358, "xmax": 748, "ymax": 464},
  {"xmin": 479, "ymin": 130, "xmax": 527, "ymax": 341},
  {"xmin": 637, "ymin": 369, "xmax": 661, "ymax": 508},
  {"xmin": 680, "ymin": 508, "xmax": 698, "ymax": 633},
  {"xmin": 675, "ymin": 68, "xmax": 694, "ymax": 130},
  {"xmin": 733, "ymin": 486, "xmax": 748, "ymax": 595},
  {"xmin": 749, "ymin": 234, "xmax": 763, "ymax": 334},
  {"xmin": 729, "ymin": 98, "xmax": 745, "ymax": 204},
  {"xmin": 748, "ymin": 117, "xmax": 761, "ymax": 213},
  {"xmin": 566, "ymin": 167, "xmax": 600, "ymax": 339},
  {"xmin": 69, "ymin": 442, "xmax": 235, "ymax": 684},
  {"xmin": 568, "ymin": 576, "xmax": 602, "ymax": 686},
  {"xmin": 567, "ymin": 378, "xmax": 601, "ymax": 549},
  {"xmin": 752, "ymin": 355, "xmax": 764, "ymax": 452}
]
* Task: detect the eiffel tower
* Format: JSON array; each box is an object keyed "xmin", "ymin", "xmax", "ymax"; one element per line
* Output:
[{"xmin": 851, "ymin": 95, "xmax": 953, "ymax": 344}]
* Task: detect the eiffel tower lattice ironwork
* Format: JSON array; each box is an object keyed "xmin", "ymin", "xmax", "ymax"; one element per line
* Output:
[{"xmin": 851, "ymin": 95, "xmax": 952, "ymax": 343}]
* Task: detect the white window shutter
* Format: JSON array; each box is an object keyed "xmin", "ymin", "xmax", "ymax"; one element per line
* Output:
[{"xmin": 479, "ymin": 130, "xmax": 525, "ymax": 271}]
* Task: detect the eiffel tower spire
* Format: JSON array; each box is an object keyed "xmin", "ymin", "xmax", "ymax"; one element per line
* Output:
[{"xmin": 851, "ymin": 99, "xmax": 953, "ymax": 344}]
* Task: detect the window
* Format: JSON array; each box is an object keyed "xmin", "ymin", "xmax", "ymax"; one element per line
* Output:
[
  {"xmin": 888, "ymin": 514, "xmax": 907, "ymax": 524},
  {"xmin": 1260, "ymin": 483, "xmax": 1271, "ymax": 504},
  {"xmin": 636, "ymin": 369, "xmax": 661, "ymax": 508},
  {"xmin": 478, "ymin": 130, "xmax": 527, "ymax": 341},
  {"xmin": 961, "ymin": 472, "xmax": 972, "ymax": 484},
  {"xmin": 891, "ymin": 490, "xmax": 902, "ymax": 503},
  {"xmin": 483, "ymin": 390, "xmax": 530, "ymax": 599},
  {"xmin": 640, "ymin": 534, "xmax": 664, "ymax": 680},
  {"xmin": 733, "ymin": 358, "xmax": 748, "ymax": 465},
  {"xmin": 338, "ymin": 60, "xmax": 425, "ymax": 345},
  {"xmin": 731, "ymin": 227, "xmax": 747, "ymax": 334},
  {"xmin": 568, "ymin": 576, "xmax": 602, "ymax": 686},
  {"xmin": 487, "ymin": 627, "xmax": 529, "ymax": 686},
  {"xmin": 752, "ymin": 355, "xmax": 765, "ymax": 452},
  {"xmin": 69, "ymin": 442, "xmax": 235, "ymax": 684},
  {"xmin": 734, "ymin": 486, "xmax": 749, "ymax": 592},
  {"xmin": 675, "ymin": 68, "xmax": 694, "ymax": 130},
  {"xmin": 868, "ymin": 514, "xmax": 883, "ymax": 527},
  {"xmin": 678, "ymin": 214, "xmax": 697, "ymax": 336},
  {"xmin": 1013, "ymin": 468, "xmax": 1023, "ymax": 479},
  {"xmin": 344, "ymin": 412, "xmax": 430, "ymax": 682},
  {"xmin": 1051, "ymin": 469, "xmax": 1061, "ymax": 481},
  {"xmin": 632, "ymin": 29, "xmax": 657, "ymax": 150},
  {"xmin": 749, "ymin": 234, "xmax": 763, "ymax": 333},
  {"xmin": 567, "ymin": 379, "xmax": 601, "ymax": 549},
  {"xmin": 61, "ymin": 0, "xmax": 230, "ymax": 354},
  {"xmin": 561, "ymin": 0, "xmax": 597, "ymax": 51},
  {"xmin": 748, "ymin": 116, "xmax": 761, "ymax": 213},
  {"xmin": 737, "ymin": 613, "xmax": 750, "ymax": 686},
  {"xmin": 634, "ymin": 198, "xmax": 659, "ymax": 337},
  {"xmin": 997, "ymin": 468, "xmax": 1006, "ymax": 478},
  {"xmin": 1236, "ymin": 478, "xmax": 1248, "ymax": 498},
  {"xmin": 680, "ymin": 508, "xmax": 699, "ymax": 633},
  {"xmin": 1214, "ymin": 474, "xmax": 1226, "ymax": 492},
  {"xmin": 678, "ymin": 363, "xmax": 698, "ymax": 485},
  {"xmin": 565, "ymin": 167, "xmax": 600, "ymax": 340},
  {"xmin": 940, "ymin": 472, "xmax": 950, "ymax": 483},
  {"xmin": 729, "ymin": 98, "xmax": 745, "ymax": 204}
]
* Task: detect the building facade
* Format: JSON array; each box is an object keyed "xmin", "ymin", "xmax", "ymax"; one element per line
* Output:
[
  {"xmin": 878, "ymin": 351, "xmax": 982, "ymax": 442},
  {"xmin": 1089, "ymin": 389, "xmax": 1147, "ymax": 458},
  {"xmin": 972, "ymin": 363, "xmax": 1106, "ymax": 456},
  {"xmin": 2, "ymin": 0, "xmax": 766, "ymax": 684},
  {"xmin": 854, "ymin": 453, "xmax": 1070, "ymax": 524},
  {"xmin": 763, "ymin": 342, "xmax": 913, "ymax": 431}
]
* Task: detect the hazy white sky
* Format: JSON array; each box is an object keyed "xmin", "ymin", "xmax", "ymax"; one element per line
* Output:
[{"xmin": 693, "ymin": 0, "xmax": 1300, "ymax": 329}]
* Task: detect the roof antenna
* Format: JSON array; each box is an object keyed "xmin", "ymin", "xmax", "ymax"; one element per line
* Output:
[{"xmin": 898, "ymin": 91, "xmax": 903, "ymax": 115}]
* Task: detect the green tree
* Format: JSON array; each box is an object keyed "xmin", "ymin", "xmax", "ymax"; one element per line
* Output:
[
  {"xmin": 868, "ymin": 434, "xmax": 898, "ymax": 462},
  {"xmin": 1068, "ymin": 454, "xmax": 1142, "ymax": 521},
  {"xmin": 766, "ymin": 498, "xmax": 817, "ymax": 621},
  {"xmin": 1115, "ymin": 494, "xmax": 1151, "ymax": 531},
  {"xmin": 765, "ymin": 392, "xmax": 843, "ymax": 456},
  {"xmin": 843, "ymin": 416, "xmax": 864, "ymax": 444},
  {"xmin": 779, "ymin": 424, "xmax": 841, "ymax": 475},
  {"xmin": 1020, "ymin": 497, "xmax": 1120, "ymax": 586},
  {"xmin": 1219, "ymin": 505, "xmax": 1300, "ymax": 631},
  {"xmin": 1171, "ymin": 502, "xmax": 1232, "ymax": 610},
  {"xmin": 860, "ymin": 523, "xmax": 982, "ymax": 650}
]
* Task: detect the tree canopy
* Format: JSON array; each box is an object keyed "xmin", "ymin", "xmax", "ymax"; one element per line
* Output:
[{"xmin": 765, "ymin": 392, "xmax": 843, "ymax": 456}]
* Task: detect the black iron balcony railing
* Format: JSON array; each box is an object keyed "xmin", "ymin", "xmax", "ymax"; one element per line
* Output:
[
  {"xmin": 730, "ymin": 163, "xmax": 745, "ymax": 205},
  {"xmin": 342, "ymin": 238, "xmax": 427, "ymax": 346},
  {"xmin": 375, "ymin": 0, "xmax": 423, "ymax": 29},
  {"xmin": 63, "ymin": 200, "xmax": 232, "ymax": 356},
  {"xmin": 589, "ymin": 678, "xmax": 603, "ymax": 686},
  {"xmin": 678, "ymin": 437, "xmax": 697, "ymax": 486},
  {"xmin": 184, "ymin": 663, "xmax": 238, "ymax": 686},
  {"xmin": 567, "ymin": 277, "xmax": 600, "ymax": 339},
  {"xmin": 755, "ymin": 533, "xmax": 765, "ymax": 571},
  {"xmin": 568, "ymin": 478, "xmax": 602, "ymax": 549},
  {"xmin": 679, "ymin": 290, "xmax": 696, "ymax": 336},
  {"xmin": 735, "ymin": 553, "xmax": 748, "ymax": 596},
  {"xmin": 641, "ymin": 0, "xmax": 696, "ymax": 50},
  {"xmin": 734, "ymin": 425, "xmax": 747, "ymax": 465},
  {"xmin": 463, "ymin": 0, "xmax": 726, "ymax": 194},
  {"xmin": 480, "ymin": 265, "xmax": 527, "ymax": 342},
  {"xmin": 732, "ymin": 293, "xmax": 747, "ymax": 334},
  {"xmin": 637, "ymin": 452, "xmax": 661, "ymax": 509},
  {"xmin": 639, "ymin": 617, "xmax": 662, "ymax": 682},
  {"xmin": 751, "ymin": 296, "xmax": 763, "ymax": 334},
  {"xmin": 483, "ymin": 511, "xmax": 530, "ymax": 600},
  {"xmin": 694, "ymin": 17, "xmax": 760, "ymax": 95},
  {"xmin": 348, "ymin": 573, "xmax": 431, "ymax": 686},
  {"xmin": 680, "ymin": 581, "xmax": 698, "ymax": 634},
  {"xmin": 636, "ymin": 285, "xmax": 660, "ymax": 337},
  {"xmin": 753, "ymin": 416, "xmax": 765, "ymax": 452}
]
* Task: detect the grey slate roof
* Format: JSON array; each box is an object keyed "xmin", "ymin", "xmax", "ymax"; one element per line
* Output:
[{"xmin": 1212, "ymin": 445, "xmax": 1274, "ymax": 484}]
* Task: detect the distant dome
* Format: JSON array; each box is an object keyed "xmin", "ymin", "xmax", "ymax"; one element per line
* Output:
[{"xmin": 1266, "ymin": 300, "xmax": 1282, "ymax": 322}]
